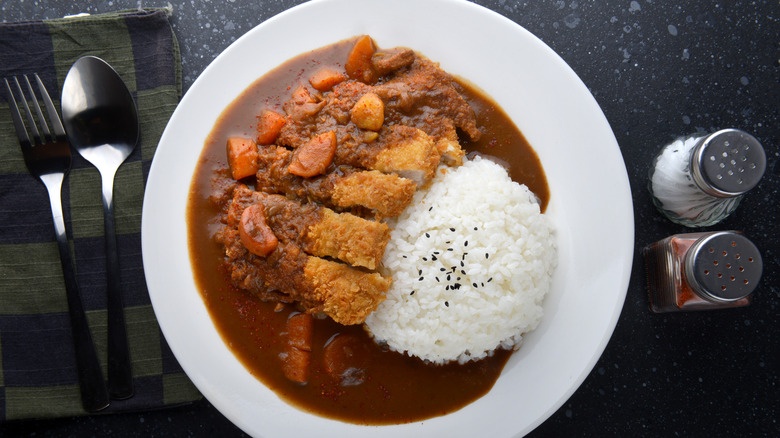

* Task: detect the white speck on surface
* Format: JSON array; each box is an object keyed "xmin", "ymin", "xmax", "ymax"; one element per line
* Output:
[
  {"xmin": 668, "ymin": 24, "xmax": 678, "ymax": 36},
  {"xmin": 629, "ymin": 1, "xmax": 641, "ymax": 13},
  {"xmin": 610, "ymin": 16, "xmax": 619, "ymax": 23},
  {"xmin": 683, "ymin": 115, "xmax": 691, "ymax": 125},
  {"xmin": 740, "ymin": 76, "xmax": 750, "ymax": 85},
  {"xmin": 565, "ymin": 409, "xmax": 573, "ymax": 418},
  {"xmin": 622, "ymin": 48, "xmax": 631, "ymax": 59},
  {"xmin": 682, "ymin": 48, "xmax": 690, "ymax": 60}
]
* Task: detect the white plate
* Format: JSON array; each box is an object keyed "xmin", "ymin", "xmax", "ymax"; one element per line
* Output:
[{"xmin": 142, "ymin": 0, "xmax": 634, "ymax": 436}]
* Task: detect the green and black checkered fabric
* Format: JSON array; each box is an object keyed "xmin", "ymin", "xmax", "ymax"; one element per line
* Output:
[{"xmin": 0, "ymin": 9, "xmax": 201, "ymax": 420}]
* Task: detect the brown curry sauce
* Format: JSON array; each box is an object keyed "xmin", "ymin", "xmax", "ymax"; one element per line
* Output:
[{"xmin": 187, "ymin": 38, "xmax": 549, "ymax": 424}]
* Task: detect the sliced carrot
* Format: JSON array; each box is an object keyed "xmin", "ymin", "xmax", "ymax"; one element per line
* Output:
[
  {"xmin": 287, "ymin": 313, "xmax": 313, "ymax": 351},
  {"xmin": 282, "ymin": 345, "xmax": 310, "ymax": 384},
  {"xmin": 322, "ymin": 333, "xmax": 368, "ymax": 382},
  {"xmin": 288, "ymin": 131, "xmax": 337, "ymax": 178},
  {"xmin": 345, "ymin": 35, "xmax": 378, "ymax": 84},
  {"xmin": 256, "ymin": 110, "xmax": 286, "ymax": 145},
  {"xmin": 226, "ymin": 137, "xmax": 258, "ymax": 180},
  {"xmin": 239, "ymin": 203, "xmax": 278, "ymax": 257},
  {"xmin": 309, "ymin": 68, "xmax": 346, "ymax": 92}
]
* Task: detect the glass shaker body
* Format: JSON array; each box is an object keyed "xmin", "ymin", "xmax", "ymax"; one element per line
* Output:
[
  {"xmin": 648, "ymin": 129, "xmax": 766, "ymax": 227},
  {"xmin": 643, "ymin": 231, "xmax": 762, "ymax": 313}
]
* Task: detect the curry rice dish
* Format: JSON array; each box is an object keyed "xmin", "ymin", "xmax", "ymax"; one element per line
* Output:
[{"xmin": 187, "ymin": 35, "xmax": 555, "ymax": 424}]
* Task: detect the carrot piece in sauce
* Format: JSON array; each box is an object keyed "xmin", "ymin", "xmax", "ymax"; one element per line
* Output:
[
  {"xmin": 322, "ymin": 333, "xmax": 369, "ymax": 384},
  {"xmin": 239, "ymin": 203, "xmax": 278, "ymax": 257},
  {"xmin": 309, "ymin": 68, "xmax": 346, "ymax": 92},
  {"xmin": 345, "ymin": 35, "xmax": 378, "ymax": 84},
  {"xmin": 226, "ymin": 137, "xmax": 259, "ymax": 180},
  {"xmin": 288, "ymin": 131, "xmax": 337, "ymax": 177},
  {"xmin": 256, "ymin": 110, "xmax": 286, "ymax": 145},
  {"xmin": 282, "ymin": 313, "xmax": 313, "ymax": 383},
  {"xmin": 287, "ymin": 313, "xmax": 313, "ymax": 351},
  {"xmin": 282, "ymin": 345, "xmax": 310, "ymax": 384}
]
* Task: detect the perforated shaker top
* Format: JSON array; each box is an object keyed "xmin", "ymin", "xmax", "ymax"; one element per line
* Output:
[
  {"xmin": 690, "ymin": 129, "xmax": 766, "ymax": 197},
  {"xmin": 685, "ymin": 231, "xmax": 763, "ymax": 302}
]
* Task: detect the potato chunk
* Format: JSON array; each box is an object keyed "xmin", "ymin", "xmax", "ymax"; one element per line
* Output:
[{"xmin": 350, "ymin": 92, "xmax": 384, "ymax": 131}]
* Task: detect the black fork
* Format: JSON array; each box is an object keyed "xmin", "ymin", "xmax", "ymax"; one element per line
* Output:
[{"xmin": 4, "ymin": 74, "xmax": 110, "ymax": 413}]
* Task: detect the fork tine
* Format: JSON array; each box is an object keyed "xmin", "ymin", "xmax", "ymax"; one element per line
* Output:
[
  {"xmin": 34, "ymin": 74, "xmax": 67, "ymax": 140},
  {"xmin": 24, "ymin": 75, "xmax": 52, "ymax": 141},
  {"xmin": 12, "ymin": 76, "xmax": 42, "ymax": 145},
  {"xmin": 3, "ymin": 77, "xmax": 33, "ymax": 148}
]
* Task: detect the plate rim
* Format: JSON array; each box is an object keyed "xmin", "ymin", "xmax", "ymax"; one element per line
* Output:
[{"xmin": 142, "ymin": 0, "xmax": 634, "ymax": 436}]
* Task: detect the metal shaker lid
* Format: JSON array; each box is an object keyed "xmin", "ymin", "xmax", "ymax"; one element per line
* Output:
[
  {"xmin": 690, "ymin": 129, "xmax": 766, "ymax": 197},
  {"xmin": 685, "ymin": 231, "xmax": 763, "ymax": 302}
]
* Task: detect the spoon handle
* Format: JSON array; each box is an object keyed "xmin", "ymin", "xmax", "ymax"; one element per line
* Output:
[
  {"xmin": 45, "ymin": 174, "xmax": 110, "ymax": 412},
  {"xmin": 101, "ymin": 170, "xmax": 134, "ymax": 400}
]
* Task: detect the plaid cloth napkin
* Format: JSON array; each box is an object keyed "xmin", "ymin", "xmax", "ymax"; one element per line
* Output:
[{"xmin": 0, "ymin": 8, "xmax": 201, "ymax": 420}]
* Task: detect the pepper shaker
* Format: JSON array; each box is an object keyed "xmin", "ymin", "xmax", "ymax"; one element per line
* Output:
[
  {"xmin": 643, "ymin": 231, "xmax": 763, "ymax": 313},
  {"xmin": 648, "ymin": 129, "xmax": 766, "ymax": 227}
]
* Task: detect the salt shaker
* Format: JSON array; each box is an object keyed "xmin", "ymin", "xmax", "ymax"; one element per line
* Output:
[
  {"xmin": 648, "ymin": 129, "xmax": 766, "ymax": 227},
  {"xmin": 643, "ymin": 231, "xmax": 763, "ymax": 313}
]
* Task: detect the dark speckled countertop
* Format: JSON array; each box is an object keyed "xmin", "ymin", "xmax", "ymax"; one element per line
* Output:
[{"xmin": 2, "ymin": 1, "xmax": 778, "ymax": 436}]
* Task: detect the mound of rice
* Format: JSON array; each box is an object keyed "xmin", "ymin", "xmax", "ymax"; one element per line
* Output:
[{"xmin": 365, "ymin": 156, "xmax": 557, "ymax": 364}]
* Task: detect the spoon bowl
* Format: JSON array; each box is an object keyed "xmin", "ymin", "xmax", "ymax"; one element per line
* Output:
[{"xmin": 61, "ymin": 55, "xmax": 139, "ymax": 400}]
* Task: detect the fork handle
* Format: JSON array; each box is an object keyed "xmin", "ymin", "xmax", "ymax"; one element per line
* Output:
[
  {"xmin": 42, "ymin": 173, "xmax": 110, "ymax": 413},
  {"xmin": 100, "ymin": 170, "xmax": 134, "ymax": 400}
]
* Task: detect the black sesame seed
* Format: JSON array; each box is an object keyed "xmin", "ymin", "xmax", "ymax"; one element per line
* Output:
[
  {"xmin": 474, "ymin": 227, "xmax": 478, "ymax": 231},
  {"xmin": 446, "ymin": 241, "xmax": 451, "ymax": 244},
  {"xmin": 457, "ymin": 277, "xmax": 461, "ymax": 281},
  {"xmin": 449, "ymin": 227, "xmax": 455, "ymax": 232},
  {"xmin": 402, "ymin": 255, "xmax": 408, "ymax": 258},
  {"xmin": 431, "ymin": 255, "xmax": 438, "ymax": 261},
  {"xmin": 418, "ymin": 269, "xmax": 422, "ymax": 275},
  {"xmin": 460, "ymin": 270, "xmax": 466, "ymax": 275},
  {"xmin": 435, "ymin": 277, "xmax": 440, "ymax": 282},
  {"xmin": 445, "ymin": 301, "xmax": 450, "ymax": 307},
  {"xmin": 487, "ymin": 277, "xmax": 493, "ymax": 282},
  {"xmin": 422, "ymin": 257, "xmax": 428, "ymax": 261},
  {"xmin": 464, "ymin": 241, "xmax": 469, "ymax": 247},
  {"xmin": 410, "ymin": 290, "xmax": 415, "ymax": 296},
  {"xmin": 446, "ymin": 285, "xmax": 450, "ymax": 290},
  {"xmin": 446, "ymin": 275, "xmax": 451, "ymax": 281},
  {"xmin": 425, "ymin": 232, "xmax": 430, "ymax": 238},
  {"xmin": 428, "ymin": 206, "xmax": 433, "ymax": 211},
  {"xmin": 418, "ymin": 277, "xmax": 424, "ymax": 281},
  {"xmin": 485, "ymin": 253, "xmax": 489, "ymax": 259},
  {"xmin": 440, "ymin": 267, "xmax": 446, "ymax": 272},
  {"xmin": 481, "ymin": 282, "xmax": 485, "ymax": 287},
  {"xmin": 447, "ymin": 248, "xmax": 454, "ymax": 251},
  {"xmin": 472, "ymin": 283, "xmax": 478, "ymax": 288},
  {"xmin": 433, "ymin": 251, "xmax": 440, "ymax": 255},
  {"xmin": 460, "ymin": 261, "xmax": 464, "ymax": 267}
]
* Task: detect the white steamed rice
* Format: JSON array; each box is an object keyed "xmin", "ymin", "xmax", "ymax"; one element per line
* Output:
[{"xmin": 365, "ymin": 156, "xmax": 557, "ymax": 364}]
